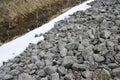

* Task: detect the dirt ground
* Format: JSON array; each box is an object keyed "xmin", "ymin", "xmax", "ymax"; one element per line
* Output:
[{"xmin": 0, "ymin": 0, "xmax": 86, "ymax": 45}]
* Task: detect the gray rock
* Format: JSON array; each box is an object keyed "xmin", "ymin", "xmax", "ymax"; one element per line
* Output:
[
  {"xmin": 94, "ymin": 15, "xmax": 104, "ymax": 23},
  {"xmin": 62, "ymin": 56, "xmax": 76, "ymax": 68},
  {"xmin": 66, "ymin": 32, "xmax": 72, "ymax": 42},
  {"xmin": 67, "ymin": 50, "xmax": 74, "ymax": 56},
  {"xmin": 100, "ymin": 49, "xmax": 109, "ymax": 55},
  {"xmin": 0, "ymin": 73, "xmax": 4, "ymax": 79},
  {"xmin": 79, "ymin": 64, "xmax": 87, "ymax": 70},
  {"xmin": 64, "ymin": 73, "xmax": 75, "ymax": 80},
  {"xmin": 39, "ymin": 51, "xmax": 45, "ymax": 58},
  {"xmin": 1, "ymin": 66, "xmax": 11, "ymax": 72},
  {"xmin": 72, "ymin": 63, "xmax": 80, "ymax": 71},
  {"xmin": 37, "ymin": 70, "xmax": 46, "ymax": 77},
  {"xmin": 2, "ymin": 74, "xmax": 13, "ymax": 80},
  {"xmin": 108, "ymin": 63, "xmax": 119, "ymax": 69},
  {"xmin": 88, "ymin": 56, "xmax": 98, "ymax": 70},
  {"xmin": 87, "ymin": 30, "xmax": 95, "ymax": 39},
  {"xmin": 94, "ymin": 42, "xmax": 106, "ymax": 52},
  {"xmin": 76, "ymin": 53, "xmax": 84, "ymax": 64},
  {"xmin": 59, "ymin": 25, "xmax": 68, "ymax": 31},
  {"xmin": 106, "ymin": 41, "xmax": 115, "ymax": 50},
  {"xmin": 53, "ymin": 58, "xmax": 62, "ymax": 65},
  {"xmin": 29, "ymin": 70, "xmax": 36, "ymax": 75},
  {"xmin": 105, "ymin": 50, "xmax": 115, "ymax": 62},
  {"xmin": 10, "ymin": 69, "xmax": 20, "ymax": 76},
  {"xmin": 73, "ymin": 71, "xmax": 81, "ymax": 80},
  {"xmin": 27, "ymin": 63, "xmax": 37, "ymax": 70},
  {"xmin": 44, "ymin": 66, "xmax": 57, "ymax": 75},
  {"xmin": 115, "ymin": 20, "xmax": 120, "ymax": 26},
  {"xmin": 110, "ymin": 26, "xmax": 118, "ymax": 33},
  {"xmin": 45, "ymin": 59, "xmax": 53, "ymax": 66},
  {"xmin": 78, "ymin": 44, "xmax": 85, "ymax": 51},
  {"xmin": 82, "ymin": 71, "xmax": 93, "ymax": 78},
  {"xmin": 41, "ymin": 41, "xmax": 53, "ymax": 49},
  {"xmin": 100, "ymin": 30, "xmax": 111, "ymax": 39},
  {"xmin": 35, "ymin": 60, "xmax": 45, "ymax": 69},
  {"xmin": 41, "ymin": 77, "xmax": 48, "ymax": 80},
  {"xmin": 57, "ymin": 66, "xmax": 67, "ymax": 76},
  {"xmin": 85, "ymin": 45, "xmax": 94, "ymax": 55},
  {"xmin": 51, "ymin": 73, "xmax": 60, "ymax": 80},
  {"xmin": 99, "ymin": 9, "xmax": 106, "ymax": 13},
  {"xmin": 89, "ymin": 62, "xmax": 98, "ymax": 71},
  {"xmin": 113, "ymin": 77, "xmax": 120, "ymax": 80},
  {"xmin": 115, "ymin": 45, "xmax": 120, "ymax": 51},
  {"xmin": 45, "ymin": 52, "xmax": 55, "ymax": 60},
  {"xmin": 23, "ymin": 68, "xmax": 30, "ymax": 73},
  {"xmin": 19, "ymin": 73, "xmax": 35, "ymax": 80},
  {"xmin": 88, "ymin": 55, "xmax": 94, "ymax": 64},
  {"xmin": 118, "ymin": 38, "xmax": 120, "ymax": 44},
  {"xmin": 114, "ymin": 53, "xmax": 120, "ymax": 63},
  {"xmin": 58, "ymin": 40, "xmax": 67, "ymax": 57},
  {"xmin": 65, "ymin": 42, "xmax": 79, "ymax": 50},
  {"xmin": 56, "ymin": 33, "xmax": 66, "ymax": 38},
  {"xmin": 93, "ymin": 54, "xmax": 105, "ymax": 62},
  {"xmin": 112, "ymin": 68, "xmax": 120, "ymax": 76},
  {"xmin": 99, "ymin": 64, "xmax": 111, "ymax": 71},
  {"xmin": 81, "ymin": 39, "xmax": 90, "ymax": 47}
]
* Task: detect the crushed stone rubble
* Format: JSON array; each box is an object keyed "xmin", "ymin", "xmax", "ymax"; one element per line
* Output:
[{"xmin": 0, "ymin": 0, "xmax": 120, "ymax": 80}]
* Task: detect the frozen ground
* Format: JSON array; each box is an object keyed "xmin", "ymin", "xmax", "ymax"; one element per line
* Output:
[{"xmin": 0, "ymin": 0, "xmax": 94, "ymax": 66}]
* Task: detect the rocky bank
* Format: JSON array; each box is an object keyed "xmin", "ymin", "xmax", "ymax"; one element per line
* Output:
[{"xmin": 0, "ymin": 0, "xmax": 120, "ymax": 80}]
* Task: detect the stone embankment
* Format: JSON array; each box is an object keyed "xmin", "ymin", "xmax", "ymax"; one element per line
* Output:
[{"xmin": 0, "ymin": 0, "xmax": 120, "ymax": 80}]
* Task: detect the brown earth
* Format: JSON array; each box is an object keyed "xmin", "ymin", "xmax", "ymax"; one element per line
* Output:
[{"xmin": 0, "ymin": 0, "xmax": 86, "ymax": 45}]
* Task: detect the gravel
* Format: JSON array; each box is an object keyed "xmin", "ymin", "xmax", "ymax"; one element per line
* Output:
[{"xmin": 0, "ymin": 0, "xmax": 120, "ymax": 80}]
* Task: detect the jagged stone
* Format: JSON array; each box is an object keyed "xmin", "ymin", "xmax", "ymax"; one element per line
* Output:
[
  {"xmin": 82, "ymin": 71, "xmax": 93, "ymax": 79},
  {"xmin": 37, "ymin": 70, "xmax": 46, "ymax": 77},
  {"xmin": 62, "ymin": 56, "xmax": 76, "ymax": 68},
  {"xmin": 57, "ymin": 66, "xmax": 67, "ymax": 76},
  {"xmin": 65, "ymin": 42, "xmax": 79, "ymax": 50},
  {"xmin": 58, "ymin": 40, "xmax": 67, "ymax": 57},
  {"xmin": 93, "ymin": 54, "xmax": 105, "ymax": 62},
  {"xmin": 100, "ymin": 30, "xmax": 111, "ymax": 39},
  {"xmin": 114, "ymin": 53, "xmax": 120, "ymax": 63},
  {"xmin": 64, "ymin": 72, "xmax": 75, "ymax": 80},
  {"xmin": 44, "ymin": 66, "xmax": 57, "ymax": 75},
  {"xmin": 51, "ymin": 73, "xmax": 60, "ymax": 80},
  {"xmin": 112, "ymin": 68, "xmax": 120, "ymax": 76},
  {"xmin": 19, "ymin": 73, "xmax": 35, "ymax": 80},
  {"xmin": 41, "ymin": 77, "xmax": 48, "ymax": 80}
]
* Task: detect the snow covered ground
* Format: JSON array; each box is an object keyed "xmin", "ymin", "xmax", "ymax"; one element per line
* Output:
[{"xmin": 0, "ymin": 0, "xmax": 94, "ymax": 66}]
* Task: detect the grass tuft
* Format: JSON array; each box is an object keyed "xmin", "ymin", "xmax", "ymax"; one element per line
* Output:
[{"xmin": 0, "ymin": 0, "xmax": 66, "ymax": 24}]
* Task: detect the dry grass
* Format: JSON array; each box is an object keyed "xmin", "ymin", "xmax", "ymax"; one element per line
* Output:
[{"xmin": 0, "ymin": 0, "xmax": 68, "ymax": 25}]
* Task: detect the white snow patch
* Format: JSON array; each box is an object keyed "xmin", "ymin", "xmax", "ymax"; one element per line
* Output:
[{"xmin": 0, "ymin": 0, "xmax": 94, "ymax": 66}]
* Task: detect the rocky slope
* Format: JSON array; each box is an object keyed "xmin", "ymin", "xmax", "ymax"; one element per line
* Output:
[{"xmin": 0, "ymin": 0, "xmax": 120, "ymax": 80}]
